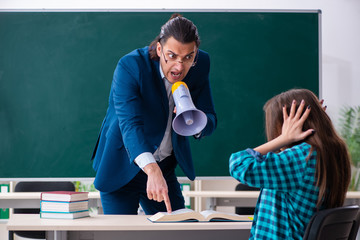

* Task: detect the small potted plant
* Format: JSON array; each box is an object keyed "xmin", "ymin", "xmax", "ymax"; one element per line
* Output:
[{"xmin": 338, "ymin": 106, "xmax": 360, "ymax": 191}]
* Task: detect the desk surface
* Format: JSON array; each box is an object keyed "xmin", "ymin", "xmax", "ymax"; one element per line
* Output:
[
  {"xmin": 6, "ymin": 214, "xmax": 252, "ymax": 231},
  {"xmin": 0, "ymin": 191, "xmax": 100, "ymax": 200},
  {"xmin": 182, "ymin": 191, "xmax": 260, "ymax": 198},
  {"xmin": 2, "ymin": 191, "xmax": 360, "ymax": 199},
  {"xmin": 182, "ymin": 191, "xmax": 360, "ymax": 198},
  {"xmin": 0, "ymin": 192, "xmax": 101, "ymax": 209}
]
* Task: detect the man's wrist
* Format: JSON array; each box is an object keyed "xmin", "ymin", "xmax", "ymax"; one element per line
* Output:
[{"xmin": 143, "ymin": 162, "xmax": 161, "ymax": 176}]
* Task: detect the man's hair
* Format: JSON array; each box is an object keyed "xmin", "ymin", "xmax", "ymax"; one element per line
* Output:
[
  {"xmin": 149, "ymin": 13, "xmax": 200, "ymax": 60},
  {"xmin": 264, "ymin": 88, "xmax": 351, "ymax": 209}
]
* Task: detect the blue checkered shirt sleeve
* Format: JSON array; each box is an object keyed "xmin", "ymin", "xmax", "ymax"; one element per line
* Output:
[{"xmin": 229, "ymin": 142, "xmax": 319, "ymax": 240}]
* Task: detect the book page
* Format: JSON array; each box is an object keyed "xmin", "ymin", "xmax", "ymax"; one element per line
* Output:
[
  {"xmin": 200, "ymin": 210, "xmax": 219, "ymax": 219},
  {"xmin": 149, "ymin": 208, "xmax": 252, "ymax": 222},
  {"xmin": 148, "ymin": 208, "xmax": 204, "ymax": 222},
  {"xmin": 200, "ymin": 210, "xmax": 252, "ymax": 222},
  {"xmin": 170, "ymin": 208, "xmax": 195, "ymax": 215}
]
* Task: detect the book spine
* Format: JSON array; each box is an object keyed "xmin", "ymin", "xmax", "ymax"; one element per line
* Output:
[
  {"xmin": 40, "ymin": 200, "xmax": 89, "ymax": 203},
  {"xmin": 40, "ymin": 210, "xmax": 89, "ymax": 214}
]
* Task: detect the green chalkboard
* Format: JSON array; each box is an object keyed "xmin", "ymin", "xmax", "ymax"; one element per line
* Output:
[{"xmin": 0, "ymin": 11, "xmax": 319, "ymax": 178}]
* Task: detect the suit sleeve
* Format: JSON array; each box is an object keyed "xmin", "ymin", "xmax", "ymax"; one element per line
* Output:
[{"xmin": 112, "ymin": 58, "xmax": 153, "ymax": 163}]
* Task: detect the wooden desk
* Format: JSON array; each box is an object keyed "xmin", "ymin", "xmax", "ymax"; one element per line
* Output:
[
  {"xmin": 182, "ymin": 191, "xmax": 360, "ymax": 210},
  {"xmin": 2, "ymin": 191, "xmax": 360, "ymax": 210},
  {"xmin": 183, "ymin": 190, "xmax": 360, "ymax": 199},
  {"xmin": 346, "ymin": 192, "xmax": 360, "ymax": 199},
  {"xmin": 7, "ymin": 214, "xmax": 252, "ymax": 240},
  {"xmin": 0, "ymin": 192, "xmax": 101, "ymax": 209}
]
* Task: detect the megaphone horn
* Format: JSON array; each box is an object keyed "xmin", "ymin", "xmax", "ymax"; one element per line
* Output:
[{"xmin": 171, "ymin": 81, "xmax": 207, "ymax": 136}]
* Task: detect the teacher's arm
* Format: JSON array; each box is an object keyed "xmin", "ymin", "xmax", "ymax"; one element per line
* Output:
[{"xmin": 112, "ymin": 58, "xmax": 172, "ymax": 213}]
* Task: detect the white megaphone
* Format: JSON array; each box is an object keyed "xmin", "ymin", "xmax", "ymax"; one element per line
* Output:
[{"xmin": 171, "ymin": 81, "xmax": 207, "ymax": 136}]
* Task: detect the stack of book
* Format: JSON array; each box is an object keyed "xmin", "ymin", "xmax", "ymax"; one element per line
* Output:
[{"xmin": 40, "ymin": 191, "xmax": 89, "ymax": 219}]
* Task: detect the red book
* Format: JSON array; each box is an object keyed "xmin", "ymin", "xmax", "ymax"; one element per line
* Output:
[{"xmin": 40, "ymin": 191, "xmax": 89, "ymax": 202}]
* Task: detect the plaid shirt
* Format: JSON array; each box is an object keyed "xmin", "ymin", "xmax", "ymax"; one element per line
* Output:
[{"xmin": 229, "ymin": 142, "xmax": 319, "ymax": 240}]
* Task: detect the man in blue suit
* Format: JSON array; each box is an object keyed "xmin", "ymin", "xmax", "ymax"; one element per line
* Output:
[{"xmin": 91, "ymin": 14, "xmax": 217, "ymax": 215}]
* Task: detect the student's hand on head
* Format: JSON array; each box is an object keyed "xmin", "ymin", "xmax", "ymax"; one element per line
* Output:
[
  {"xmin": 143, "ymin": 163, "xmax": 172, "ymax": 213},
  {"xmin": 281, "ymin": 99, "xmax": 314, "ymax": 144},
  {"xmin": 254, "ymin": 99, "xmax": 315, "ymax": 155},
  {"xmin": 320, "ymin": 99, "xmax": 327, "ymax": 111}
]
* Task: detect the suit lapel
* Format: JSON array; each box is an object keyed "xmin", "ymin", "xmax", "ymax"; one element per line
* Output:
[{"xmin": 153, "ymin": 61, "xmax": 169, "ymax": 118}]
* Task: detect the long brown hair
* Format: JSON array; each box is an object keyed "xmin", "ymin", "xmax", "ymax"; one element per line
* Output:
[
  {"xmin": 148, "ymin": 13, "xmax": 200, "ymax": 60},
  {"xmin": 264, "ymin": 89, "xmax": 351, "ymax": 208}
]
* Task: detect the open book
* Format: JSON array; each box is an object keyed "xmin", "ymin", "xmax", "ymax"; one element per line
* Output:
[{"xmin": 148, "ymin": 208, "xmax": 253, "ymax": 222}]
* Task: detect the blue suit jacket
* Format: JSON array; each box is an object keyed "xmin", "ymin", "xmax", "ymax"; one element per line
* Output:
[{"xmin": 92, "ymin": 47, "xmax": 217, "ymax": 192}]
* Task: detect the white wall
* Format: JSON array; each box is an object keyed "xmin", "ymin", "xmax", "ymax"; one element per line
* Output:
[{"xmin": 1, "ymin": 0, "xmax": 359, "ymax": 126}]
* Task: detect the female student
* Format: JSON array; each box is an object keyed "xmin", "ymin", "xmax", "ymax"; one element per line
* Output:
[{"xmin": 229, "ymin": 89, "xmax": 351, "ymax": 239}]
